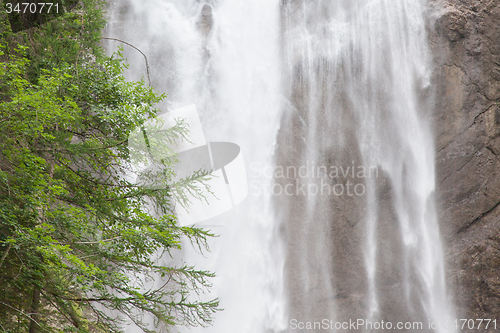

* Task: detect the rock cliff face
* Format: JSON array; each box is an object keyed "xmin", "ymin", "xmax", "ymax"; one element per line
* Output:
[{"xmin": 430, "ymin": 0, "xmax": 500, "ymax": 325}]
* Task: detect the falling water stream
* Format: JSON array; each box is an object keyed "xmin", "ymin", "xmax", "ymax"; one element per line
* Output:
[
  {"xmin": 278, "ymin": 1, "xmax": 457, "ymax": 332},
  {"xmin": 105, "ymin": 0, "xmax": 456, "ymax": 332}
]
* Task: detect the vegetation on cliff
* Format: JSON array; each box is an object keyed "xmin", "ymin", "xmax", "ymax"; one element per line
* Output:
[{"xmin": 0, "ymin": 1, "xmax": 218, "ymax": 332}]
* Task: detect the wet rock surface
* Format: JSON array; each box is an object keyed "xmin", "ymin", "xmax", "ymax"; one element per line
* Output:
[{"xmin": 196, "ymin": 4, "xmax": 213, "ymax": 37}]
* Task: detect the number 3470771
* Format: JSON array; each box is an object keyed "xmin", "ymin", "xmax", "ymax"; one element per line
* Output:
[{"xmin": 5, "ymin": 3, "xmax": 59, "ymax": 14}]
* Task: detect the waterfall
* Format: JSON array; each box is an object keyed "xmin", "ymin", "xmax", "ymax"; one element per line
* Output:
[
  {"xmin": 105, "ymin": 0, "xmax": 287, "ymax": 332},
  {"xmin": 105, "ymin": 0, "xmax": 456, "ymax": 332},
  {"xmin": 279, "ymin": 0, "xmax": 456, "ymax": 331}
]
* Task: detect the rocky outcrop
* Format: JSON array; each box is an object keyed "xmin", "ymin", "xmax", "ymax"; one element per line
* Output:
[
  {"xmin": 430, "ymin": 0, "xmax": 500, "ymax": 325},
  {"xmin": 196, "ymin": 4, "xmax": 214, "ymax": 37}
]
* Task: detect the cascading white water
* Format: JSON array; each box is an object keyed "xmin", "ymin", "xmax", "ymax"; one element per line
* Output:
[
  {"xmin": 280, "ymin": 0, "xmax": 457, "ymax": 331},
  {"xmin": 343, "ymin": 1, "xmax": 457, "ymax": 329},
  {"xmin": 106, "ymin": 0, "xmax": 457, "ymax": 332},
  {"xmin": 105, "ymin": 1, "xmax": 287, "ymax": 332}
]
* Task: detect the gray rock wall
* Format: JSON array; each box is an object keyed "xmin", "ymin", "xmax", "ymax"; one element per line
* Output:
[{"xmin": 430, "ymin": 0, "xmax": 500, "ymax": 325}]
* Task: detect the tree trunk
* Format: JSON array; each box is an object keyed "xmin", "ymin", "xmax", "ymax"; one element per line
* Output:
[{"xmin": 29, "ymin": 286, "xmax": 40, "ymax": 333}]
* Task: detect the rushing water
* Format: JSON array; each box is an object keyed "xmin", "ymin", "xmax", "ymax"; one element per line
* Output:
[
  {"xmin": 106, "ymin": 0, "xmax": 456, "ymax": 332},
  {"xmin": 279, "ymin": 1, "xmax": 456, "ymax": 332},
  {"xmin": 105, "ymin": 1, "xmax": 286, "ymax": 332}
]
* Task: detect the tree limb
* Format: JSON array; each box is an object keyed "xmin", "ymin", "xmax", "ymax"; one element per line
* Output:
[
  {"xmin": 102, "ymin": 37, "xmax": 151, "ymax": 86},
  {"xmin": 0, "ymin": 243, "xmax": 12, "ymax": 269}
]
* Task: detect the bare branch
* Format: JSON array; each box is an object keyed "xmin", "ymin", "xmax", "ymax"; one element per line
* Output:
[
  {"xmin": 0, "ymin": 243, "xmax": 12, "ymax": 269},
  {"xmin": 74, "ymin": 236, "xmax": 122, "ymax": 244},
  {"xmin": 102, "ymin": 37, "xmax": 151, "ymax": 86}
]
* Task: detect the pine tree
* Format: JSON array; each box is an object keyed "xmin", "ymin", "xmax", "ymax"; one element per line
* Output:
[{"xmin": 0, "ymin": 1, "xmax": 219, "ymax": 332}]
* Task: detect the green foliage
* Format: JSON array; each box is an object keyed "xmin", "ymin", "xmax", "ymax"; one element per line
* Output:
[
  {"xmin": 2, "ymin": 0, "xmax": 106, "ymax": 82},
  {"xmin": 3, "ymin": 1, "xmax": 80, "ymax": 33},
  {"xmin": 0, "ymin": 3, "xmax": 219, "ymax": 333}
]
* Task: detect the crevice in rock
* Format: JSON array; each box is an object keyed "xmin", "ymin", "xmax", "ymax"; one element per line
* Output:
[
  {"xmin": 437, "ymin": 104, "xmax": 495, "ymax": 155},
  {"xmin": 457, "ymin": 200, "xmax": 500, "ymax": 234},
  {"xmin": 485, "ymin": 145, "xmax": 498, "ymax": 156},
  {"xmin": 485, "ymin": 145, "xmax": 500, "ymax": 164}
]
